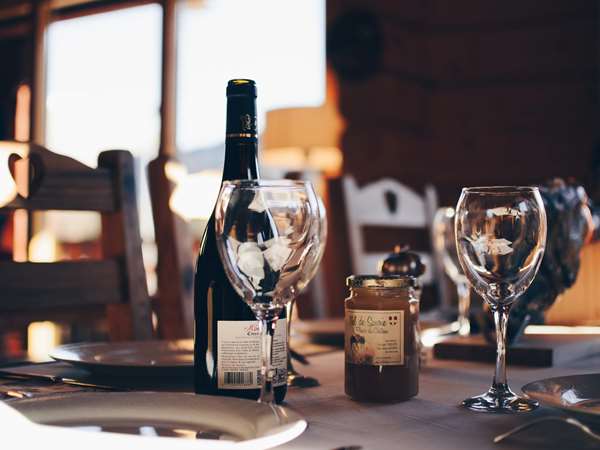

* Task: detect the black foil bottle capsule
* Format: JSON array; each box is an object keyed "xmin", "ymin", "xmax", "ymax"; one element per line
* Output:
[{"xmin": 193, "ymin": 79, "xmax": 287, "ymax": 403}]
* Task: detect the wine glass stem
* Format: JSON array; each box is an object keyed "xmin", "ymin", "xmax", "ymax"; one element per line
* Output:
[
  {"xmin": 457, "ymin": 282, "xmax": 471, "ymax": 337},
  {"xmin": 492, "ymin": 304, "xmax": 510, "ymax": 391},
  {"xmin": 286, "ymin": 299, "xmax": 297, "ymax": 376},
  {"xmin": 259, "ymin": 317, "xmax": 277, "ymax": 404}
]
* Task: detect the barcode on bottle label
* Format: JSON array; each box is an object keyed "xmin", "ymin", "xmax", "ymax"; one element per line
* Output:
[
  {"xmin": 217, "ymin": 319, "xmax": 287, "ymax": 389},
  {"xmin": 223, "ymin": 371, "xmax": 254, "ymax": 386}
]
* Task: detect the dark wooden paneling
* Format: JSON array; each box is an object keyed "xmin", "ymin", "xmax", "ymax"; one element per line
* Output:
[
  {"xmin": 0, "ymin": 36, "xmax": 28, "ymax": 140},
  {"xmin": 341, "ymin": 130, "xmax": 428, "ymax": 183},
  {"xmin": 339, "ymin": 0, "xmax": 597, "ymax": 26},
  {"xmin": 0, "ymin": 260, "xmax": 123, "ymax": 309},
  {"xmin": 327, "ymin": 0, "xmax": 599, "ymax": 318},
  {"xmin": 429, "ymin": 82, "xmax": 598, "ymax": 136},
  {"xmin": 339, "ymin": 75, "xmax": 427, "ymax": 129},
  {"xmin": 343, "ymin": 128, "xmax": 595, "ymax": 187},
  {"xmin": 327, "ymin": 0, "xmax": 428, "ymax": 23},
  {"xmin": 426, "ymin": 0, "xmax": 597, "ymax": 26},
  {"xmin": 0, "ymin": 20, "xmax": 30, "ymax": 39},
  {"xmin": 382, "ymin": 20, "xmax": 597, "ymax": 86},
  {"xmin": 426, "ymin": 20, "xmax": 598, "ymax": 83},
  {"xmin": 381, "ymin": 25, "xmax": 426, "ymax": 77}
]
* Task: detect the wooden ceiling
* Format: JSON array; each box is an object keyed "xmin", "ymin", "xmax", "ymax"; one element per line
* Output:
[{"xmin": 0, "ymin": 0, "xmax": 155, "ymax": 23}]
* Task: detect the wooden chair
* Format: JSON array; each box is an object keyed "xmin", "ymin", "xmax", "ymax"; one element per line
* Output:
[
  {"xmin": 0, "ymin": 142, "xmax": 153, "ymax": 341},
  {"xmin": 144, "ymin": 0, "xmax": 195, "ymax": 340},
  {"xmin": 342, "ymin": 175, "xmax": 441, "ymax": 309},
  {"xmin": 147, "ymin": 155, "xmax": 195, "ymax": 339}
]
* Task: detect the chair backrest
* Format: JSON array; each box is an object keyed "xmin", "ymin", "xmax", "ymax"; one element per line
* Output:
[
  {"xmin": 342, "ymin": 175, "xmax": 440, "ymax": 308},
  {"xmin": 147, "ymin": 155, "xmax": 195, "ymax": 339},
  {"xmin": 0, "ymin": 142, "xmax": 153, "ymax": 340}
]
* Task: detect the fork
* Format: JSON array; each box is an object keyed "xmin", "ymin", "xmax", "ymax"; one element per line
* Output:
[{"xmin": 0, "ymin": 386, "xmax": 34, "ymax": 399}]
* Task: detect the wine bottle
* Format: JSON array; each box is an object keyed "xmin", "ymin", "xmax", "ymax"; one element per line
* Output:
[{"xmin": 194, "ymin": 79, "xmax": 287, "ymax": 403}]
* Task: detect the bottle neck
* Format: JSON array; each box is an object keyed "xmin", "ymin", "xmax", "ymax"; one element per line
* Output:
[
  {"xmin": 222, "ymin": 138, "xmax": 260, "ymax": 181},
  {"xmin": 222, "ymin": 91, "xmax": 259, "ymax": 181}
]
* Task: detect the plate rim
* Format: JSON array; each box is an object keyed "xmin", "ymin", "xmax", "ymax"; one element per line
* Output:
[
  {"xmin": 522, "ymin": 373, "xmax": 600, "ymax": 417},
  {"xmin": 11, "ymin": 390, "xmax": 308, "ymax": 447},
  {"xmin": 49, "ymin": 340, "xmax": 193, "ymax": 369}
]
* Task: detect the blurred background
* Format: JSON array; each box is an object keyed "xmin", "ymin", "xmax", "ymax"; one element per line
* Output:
[{"xmin": 0, "ymin": 0, "xmax": 598, "ymax": 361}]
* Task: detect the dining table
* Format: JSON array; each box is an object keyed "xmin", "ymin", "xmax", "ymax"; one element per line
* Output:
[{"xmin": 1, "ymin": 348, "xmax": 600, "ymax": 450}]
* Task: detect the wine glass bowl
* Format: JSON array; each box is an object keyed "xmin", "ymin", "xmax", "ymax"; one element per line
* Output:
[
  {"xmin": 435, "ymin": 208, "xmax": 467, "ymax": 286},
  {"xmin": 433, "ymin": 207, "xmax": 471, "ymax": 336},
  {"xmin": 456, "ymin": 187, "xmax": 546, "ymax": 306},
  {"xmin": 455, "ymin": 186, "xmax": 547, "ymax": 413},
  {"xmin": 215, "ymin": 179, "xmax": 324, "ymax": 403},
  {"xmin": 216, "ymin": 181, "xmax": 320, "ymax": 310},
  {"xmin": 286, "ymin": 194, "xmax": 327, "ymax": 388}
]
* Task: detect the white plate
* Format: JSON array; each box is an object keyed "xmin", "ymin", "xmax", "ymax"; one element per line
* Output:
[
  {"xmin": 522, "ymin": 373, "xmax": 600, "ymax": 418},
  {"xmin": 50, "ymin": 340, "xmax": 193, "ymax": 377},
  {"xmin": 11, "ymin": 391, "xmax": 307, "ymax": 448}
]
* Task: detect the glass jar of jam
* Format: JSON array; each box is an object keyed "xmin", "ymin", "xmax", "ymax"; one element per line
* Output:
[{"xmin": 345, "ymin": 275, "xmax": 419, "ymax": 403}]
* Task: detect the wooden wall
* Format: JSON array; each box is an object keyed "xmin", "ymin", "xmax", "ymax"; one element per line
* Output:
[
  {"xmin": 0, "ymin": 36, "xmax": 29, "ymax": 140},
  {"xmin": 328, "ymin": 0, "xmax": 599, "ymax": 206},
  {"xmin": 322, "ymin": 0, "xmax": 599, "ymax": 318}
]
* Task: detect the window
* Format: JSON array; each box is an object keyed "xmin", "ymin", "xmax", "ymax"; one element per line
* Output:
[
  {"xmin": 177, "ymin": 0, "xmax": 326, "ymax": 162},
  {"xmin": 45, "ymin": 4, "xmax": 162, "ymax": 239}
]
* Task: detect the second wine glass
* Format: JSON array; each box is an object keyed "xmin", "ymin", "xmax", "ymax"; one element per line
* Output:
[
  {"xmin": 287, "ymin": 194, "xmax": 327, "ymax": 387},
  {"xmin": 215, "ymin": 180, "xmax": 323, "ymax": 404},
  {"xmin": 433, "ymin": 207, "xmax": 471, "ymax": 337},
  {"xmin": 455, "ymin": 186, "xmax": 547, "ymax": 413}
]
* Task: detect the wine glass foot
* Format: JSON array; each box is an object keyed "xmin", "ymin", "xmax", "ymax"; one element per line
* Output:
[
  {"xmin": 287, "ymin": 371, "xmax": 320, "ymax": 388},
  {"xmin": 462, "ymin": 386, "xmax": 539, "ymax": 413}
]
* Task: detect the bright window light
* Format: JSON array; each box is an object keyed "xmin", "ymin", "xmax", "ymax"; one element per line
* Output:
[
  {"xmin": 44, "ymin": 4, "xmax": 162, "ymax": 239},
  {"xmin": 45, "ymin": 4, "xmax": 162, "ymax": 167},
  {"xmin": 177, "ymin": 0, "xmax": 326, "ymax": 152}
]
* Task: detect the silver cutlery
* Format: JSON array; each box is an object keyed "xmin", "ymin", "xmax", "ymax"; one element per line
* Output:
[{"xmin": 0, "ymin": 386, "xmax": 34, "ymax": 399}]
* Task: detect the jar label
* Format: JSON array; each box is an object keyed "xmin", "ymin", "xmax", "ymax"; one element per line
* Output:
[
  {"xmin": 345, "ymin": 309, "xmax": 404, "ymax": 366},
  {"xmin": 217, "ymin": 319, "xmax": 287, "ymax": 389}
]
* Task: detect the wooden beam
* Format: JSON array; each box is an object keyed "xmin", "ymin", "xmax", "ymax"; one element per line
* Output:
[
  {"xmin": 148, "ymin": 0, "xmax": 195, "ymax": 339},
  {"xmin": 0, "ymin": 0, "xmax": 157, "ymax": 22},
  {"xmin": 159, "ymin": 0, "xmax": 177, "ymax": 157},
  {"xmin": 0, "ymin": 3, "xmax": 32, "ymax": 23},
  {"xmin": 148, "ymin": 156, "xmax": 195, "ymax": 338},
  {"xmin": 29, "ymin": 0, "xmax": 49, "ymax": 145},
  {"xmin": 52, "ymin": 0, "xmax": 156, "ymax": 21}
]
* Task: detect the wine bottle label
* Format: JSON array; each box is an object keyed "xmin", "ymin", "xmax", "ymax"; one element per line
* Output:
[
  {"xmin": 345, "ymin": 309, "xmax": 404, "ymax": 366},
  {"xmin": 217, "ymin": 319, "xmax": 287, "ymax": 389}
]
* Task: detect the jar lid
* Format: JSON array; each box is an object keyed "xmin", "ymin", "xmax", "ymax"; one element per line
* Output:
[{"xmin": 346, "ymin": 274, "xmax": 414, "ymax": 288}]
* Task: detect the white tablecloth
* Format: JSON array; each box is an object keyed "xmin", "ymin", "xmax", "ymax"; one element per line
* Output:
[{"xmin": 279, "ymin": 351, "xmax": 600, "ymax": 450}]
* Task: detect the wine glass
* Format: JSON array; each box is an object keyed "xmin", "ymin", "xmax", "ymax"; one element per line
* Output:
[
  {"xmin": 215, "ymin": 179, "xmax": 323, "ymax": 404},
  {"xmin": 286, "ymin": 194, "xmax": 327, "ymax": 387},
  {"xmin": 455, "ymin": 186, "xmax": 546, "ymax": 413},
  {"xmin": 433, "ymin": 207, "xmax": 471, "ymax": 337}
]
